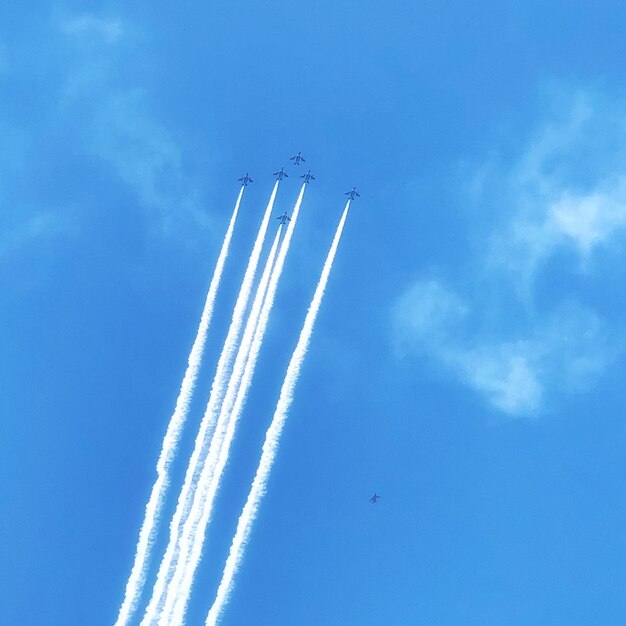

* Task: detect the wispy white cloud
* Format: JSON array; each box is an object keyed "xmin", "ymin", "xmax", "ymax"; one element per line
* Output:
[
  {"xmin": 489, "ymin": 177, "xmax": 626, "ymax": 292},
  {"xmin": 56, "ymin": 12, "xmax": 210, "ymax": 235},
  {"xmin": 0, "ymin": 117, "xmax": 74, "ymax": 258},
  {"xmin": 392, "ymin": 279, "xmax": 468, "ymax": 351},
  {"xmin": 394, "ymin": 87, "xmax": 626, "ymax": 416},
  {"xmin": 88, "ymin": 90, "xmax": 209, "ymax": 232},
  {"xmin": 393, "ymin": 280, "xmax": 610, "ymax": 416},
  {"xmin": 480, "ymin": 91, "xmax": 626, "ymax": 288},
  {"xmin": 0, "ymin": 211, "xmax": 75, "ymax": 259},
  {"xmin": 454, "ymin": 342, "xmax": 542, "ymax": 415},
  {"xmin": 60, "ymin": 14, "xmax": 123, "ymax": 43},
  {"xmin": 0, "ymin": 10, "xmax": 210, "ymax": 261}
]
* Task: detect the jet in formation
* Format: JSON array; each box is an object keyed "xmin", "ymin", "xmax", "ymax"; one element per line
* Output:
[
  {"xmin": 276, "ymin": 212, "xmax": 291, "ymax": 225},
  {"xmin": 345, "ymin": 186, "xmax": 360, "ymax": 200},
  {"xmin": 238, "ymin": 173, "xmax": 253, "ymax": 186},
  {"xmin": 300, "ymin": 170, "xmax": 315, "ymax": 183},
  {"xmin": 370, "ymin": 493, "xmax": 381, "ymax": 504},
  {"xmin": 273, "ymin": 167, "xmax": 288, "ymax": 181},
  {"xmin": 290, "ymin": 152, "xmax": 305, "ymax": 166}
]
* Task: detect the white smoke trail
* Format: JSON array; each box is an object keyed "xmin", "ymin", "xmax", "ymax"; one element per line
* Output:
[
  {"xmin": 166, "ymin": 184, "xmax": 308, "ymax": 625},
  {"xmin": 114, "ymin": 187, "xmax": 244, "ymax": 626},
  {"xmin": 141, "ymin": 182, "xmax": 280, "ymax": 625},
  {"xmin": 161, "ymin": 220, "xmax": 284, "ymax": 623},
  {"xmin": 206, "ymin": 201, "xmax": 350, "ymax": 626}
]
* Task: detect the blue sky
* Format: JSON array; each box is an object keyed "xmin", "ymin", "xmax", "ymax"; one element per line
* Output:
[{"xmin": 2, "ymin": 2, "xmax": 626, "ymax": 624}]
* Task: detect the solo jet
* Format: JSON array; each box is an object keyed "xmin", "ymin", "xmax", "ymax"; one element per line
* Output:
[
  {"xmin": 345, "ymin": 186, "xmax": 360, "ymax": 199},
  {"xmin": 238, "ymin": 173, "xmax": 253, "ymax": 186},
  {"xmin": 273, "ymin": 167, "xmax": 288, "ymax": 181},
  {"xmin": 276, "ymin": 212, "xmax": 291, "ymax": 225},
  {"xmin": 290, "ymin": 151, "xmax": 305, "ymax": 165},
  {"xmin": 300, "ymin": 170, "xmax": 315, "ymax": 183},
  {"xmin": 370, "ymin": 493, "xmax": 381, "ymax": 504}
]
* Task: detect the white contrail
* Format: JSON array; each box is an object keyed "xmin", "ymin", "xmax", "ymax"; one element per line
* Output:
[
  {"xmin": 166, "ymin": 184, "xmax": 308, "ymax": 625},
  {"xmin": 161, "ymin": 219, "xmax": 284, "ymax": 623},
  {"xmin": 141, "ymin": 182, "xmax": 280, "ymax": 625},
  {"xmin": 206, "ymin": 200, "xmax": 350, "ymax": 626},
  {"xmin": 114, "ymin": 186, "xmax": 244, "ymax": 626}
]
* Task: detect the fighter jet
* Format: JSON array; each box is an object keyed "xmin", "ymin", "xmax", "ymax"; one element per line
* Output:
[
  {"xmin": 300, "ymin": 170, "xmax": 315, "ymax": 183},
  {"xmin": 290, "ymin": 152, "xmax": 305, "ymax": 165},
  {"xmin": 273, "ymin": 167, "xmax": 288, "ymax": 181},
  {"xmin": 345, "ymin": 186, "xmax": 360, "ymax": 200},
  {"xmin": 276, "ymin": 212, "xmax": 291, "ymax": 225},
  {"xmin": 370, "ymin": 493, "xmax": 381, "ymax": 504},
  {"xmin": 238, "ymin": 173, "xmax": 253, "ymax": 186}
]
